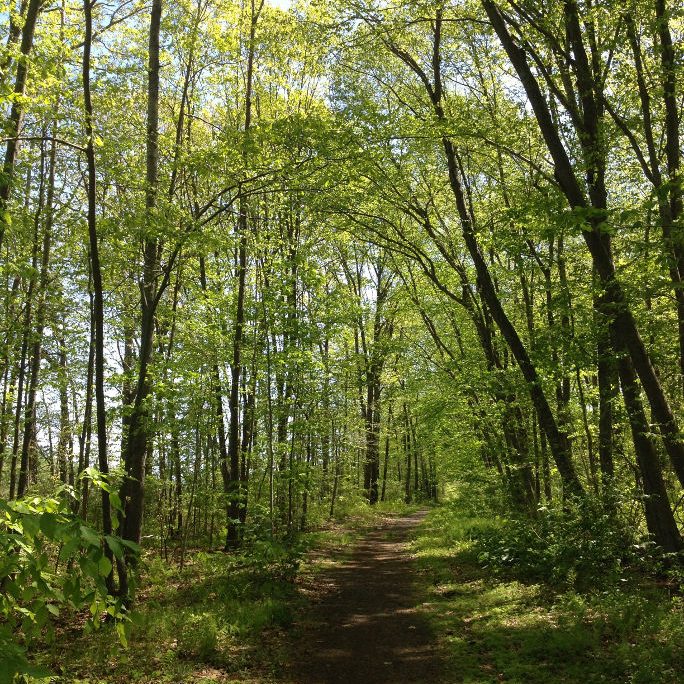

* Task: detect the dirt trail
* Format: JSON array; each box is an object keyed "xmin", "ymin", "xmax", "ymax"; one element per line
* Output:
[{"xmin": 286, "ymin": 510, "xmax": 443, "ymax": 684}]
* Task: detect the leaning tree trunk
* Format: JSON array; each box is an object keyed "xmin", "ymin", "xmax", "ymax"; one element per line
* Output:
[
  {"xmin": 0, "ymin": 0, "xmax": 43, "ymax": 254},
  {"xmin": 614, "ymin": 343, "xmax": 682, "ymax": 553}
]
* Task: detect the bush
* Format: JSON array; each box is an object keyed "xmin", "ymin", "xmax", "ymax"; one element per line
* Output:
[
  {"xmin": 0, "ymin": 480, "xmax": 135, "ymax": 681},
  {"xmin": 177, "ymin": 612, "xmax": 219, "ymax": 663},
  {"xmin": 474, "ymin": 497, "xmax": 641, "ymax": 589},
  {"xmin": 249, "ymin": 539, "xmax": 302, "ymax": 583}
]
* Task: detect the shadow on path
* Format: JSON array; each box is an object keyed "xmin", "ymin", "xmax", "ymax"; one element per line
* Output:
[{"xmin": 285, "ymin": 510, "xmax": 443, "ymax": 684}]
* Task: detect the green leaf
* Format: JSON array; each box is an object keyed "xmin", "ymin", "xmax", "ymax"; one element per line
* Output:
[
  {"xmin": 80, "ymin": 524, "xmax": 101, "ymax": 547},
  {"xmin": 119, "ymin": 538, "xmax": 141, "ymax": 554},
  {"xmin": 98, "ymin": 555, "xmax": 113, "ymax": 578},
  {"xmin": 39, "ymin": 513, "xmax": 58, "ymax": 539},
  {"xmin": 21, "ymin": 514, "xmax": 40, "ymax": 539},
  {"xmin": 109, "ymin": 492, "xmax": 123, "ymax": 512},
  {"xmin": 105, "ymin": 535, "xmax": 124, "ymax": 559},
  {"xmin": 59, "ymin": 536, "xmax": 81, "ymax": 561},
  {"xmin": 116, "ymin": 621, "xmax": 128, "ymax": 648}
]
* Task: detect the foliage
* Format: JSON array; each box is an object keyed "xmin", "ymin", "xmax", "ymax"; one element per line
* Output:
[
  {"xmin": 0, "ymin": 489, "xmax": 133, "ymax": 682},
  {"xmin": 329, "ymin": 495, "xmax": 420, "ymax": 524},
  {"xmin": 474, "ymin": 497, "xmax": 647, "ymax": 590}
]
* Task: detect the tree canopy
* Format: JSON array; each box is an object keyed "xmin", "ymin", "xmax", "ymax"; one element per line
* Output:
[{"xmin": 1, "ymin": 0, "xmax": 684, "ymax": 677}]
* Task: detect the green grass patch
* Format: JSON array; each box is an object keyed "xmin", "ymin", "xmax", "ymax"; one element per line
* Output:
[
  {"xmin": 413, "ymin": 505, "xmax": 684, "ymax": 684},
  {"xmin": 35, "ymin": 546, "xmax": 300, "ymax": 683}
]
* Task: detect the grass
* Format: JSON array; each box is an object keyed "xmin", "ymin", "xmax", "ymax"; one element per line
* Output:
[
  {"xmin": 30, "ymin": 499, "xmax": 417, "ymax": 683},
  {"xmin": 38, "ymin": 547, "xmax": 297, "ymax": 683},
  {"xmin": 412, "ymin": 505, "xmax": 684, "ymax": 684}
]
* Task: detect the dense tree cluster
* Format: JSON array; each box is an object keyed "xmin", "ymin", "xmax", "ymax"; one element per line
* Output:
[{"xmin": 1, "ymin": 0, "xmax": 683, "ymax": 604}]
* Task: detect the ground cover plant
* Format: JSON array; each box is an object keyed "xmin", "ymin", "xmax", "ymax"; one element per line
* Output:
[
  {"xmin": 27, "ymin": 500, "xmax": 414, "ymax": 682},
  {"xmin": 414, "ymin": 502, "xmax": 684, "ymax": 683}
]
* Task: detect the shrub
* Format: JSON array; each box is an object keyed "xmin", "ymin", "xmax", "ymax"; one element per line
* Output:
[
  {"xmin": 474, "ymin": 497, "xmax": 641, "ymax": 589},
  {"xmin": 0, "ymin": 480, "xmax": 135, "ymax": 681},
  {"xmin": 176, "ymin": 612, "xmax": 219, "ymax": 663}
]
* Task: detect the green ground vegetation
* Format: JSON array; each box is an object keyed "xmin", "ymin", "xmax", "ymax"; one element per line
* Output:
[
  {"xmin": 30, "ymin": 500, "xmax": 416, "ymax": 684},
  {"xmin": 413, "ymin": 501, "xmax": 684, "ymax": 684}
]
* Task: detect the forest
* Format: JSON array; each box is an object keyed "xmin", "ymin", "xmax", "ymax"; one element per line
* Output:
[{"xmin": 1, "ymin": 0, "xmax": 684, "ymax": 682}]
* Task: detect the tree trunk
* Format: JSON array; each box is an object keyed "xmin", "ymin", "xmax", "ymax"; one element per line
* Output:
[
  {"xmin": 615, "ymin": 348, "xmax": 681, "ymax": 552},
  {"xmin": 118, "ymin": 2, "xmax": 163, "ymax": 584},
  {"xmin": 56, "ymin": 323, "xmax": 71, "ymax": 485},
  {"xmin": 225, "ymin": 0, "xmax": 264, "ymax": 549},
  {"xmin": 18, "ymin": 124, "xmax": 58, "ymax": 496},
  {"xmin": 0, "ymin": 0, "xmax": 43, "ymax": 253},
  {"xmin": 83, "ymin": 0, "xmax": 115, "ymax": 593}
]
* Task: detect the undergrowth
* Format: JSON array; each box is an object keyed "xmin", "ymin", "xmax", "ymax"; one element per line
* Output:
[
  {"xmin": 29, "ymin": 499, "xmax": 412, "ymax": 683},
  {"xmin": 473, "ymin": 496, "xmax": 671, "ymax": 591},
  {"xmin": 413, "ymin": 502, "xmax": 684, "ymax": 684}
]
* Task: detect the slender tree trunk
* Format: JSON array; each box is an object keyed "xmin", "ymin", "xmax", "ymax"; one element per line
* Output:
[
  {"xmin": 0, "ymin": 0, "xmax": 43, "ymax": 253},
  {"xmin": 329, "ymin": 429, "xmax": 340, "ymax": 520},
  {"xmin": 320, "ymin": 335, "xmax": 331, "ymax": 498},
  {"xmin": 300, "ymin": 430, "xmax": 312, "ymax": 531},
  {"xmin": 380, "ymin": 403, "xmax": 392, "ymax": 502},
  {"xmin": 653, "ymin": 1, "xmax": 684, "ymax": 394},
  {"xmin": 76, "ymin": 266, "xmax": 95, "ymax": 517},
  {"xmin": 199, "ymin": 256, "xmax": 231, "ymax": 536},
  {"xmin": 83, "ymin": 0, "xmax": 115, "ymax": 593},
  {"xmin": 225, "ymin": 0, "xmax": 264, "ymax": 549},
  {"xmin": 120, "ymin": 317, "xmax": 135, "ymax": 459},
  {"xmin": 56, "ymin": 323, "xmax": 71, "ymax": 485},
  {"xmin": 18, "ymin": 122, "xmax": 58, "ymax": 496},
  {"xmin": 226, "ymin": 217, "xmax": 247, "ymax": 547},
  {"xmin": 119, "ymin": 2, "xmax": 163, "ymax": 581},
  {"xmin": 0, "ymin": 0, "xmax": 26, "ymax": 90},
  {"xmin": 615, "ymin": 347, "xmax": 681, "ymax": 552},
  {"xmin": 0, "ymin": 358, "xmax": 15, "ymax": 483},
  {"xmin": 403, "ymin": 402, "xmax": 412, "ymax": 503},
  {"xmin": 239, "ymin": 363, "xmax": 256, "ymax": 533},
  {"xmin": 364, "ymin": 367, "xmax": 381, "ymax": 504},
  {"xmin": 17, "ymin": 140, "xmax": 48, "ymax": 497},
  {"xmin": 9, "ymin": 310, "xmax": 29, "ymax": 500},
  {"xmin": 595, "ymin": 279, "xmax": 616, "ymax": 489},
  {"xmin": 555, "ymin": 237, "xmax": 574, "ymax": 464},
  {"xmin": 0, "ymin": 273, "xmax": 21, "ymax": 487}
]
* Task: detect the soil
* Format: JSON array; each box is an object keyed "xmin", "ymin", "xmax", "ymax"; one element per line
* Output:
[{"xmin": 285, "ymin": 510, "xmax": 443, "ymax": 684}]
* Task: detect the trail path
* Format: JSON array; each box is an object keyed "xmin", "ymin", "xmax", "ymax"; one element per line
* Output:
[{"xmin": 286, "ymin": 510, "xmax": 443, "ymax": 684}]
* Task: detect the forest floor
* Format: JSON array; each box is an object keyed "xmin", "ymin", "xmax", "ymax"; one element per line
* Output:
[
  {"xmin": 283, "ymin": 509, "xmax": 443, "ymax": 684},
  {"xmin": 33, "ymin": 504, "xmax": 684, "ymax": 683},
  {"xmin": 412, "ymin": 505, "xmax": 684, "ymax": 684}
]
